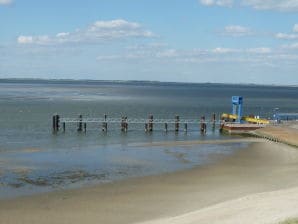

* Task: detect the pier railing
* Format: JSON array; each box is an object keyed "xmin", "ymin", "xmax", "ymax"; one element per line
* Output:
[
  {"xmin": 53, "ymin": 114, "xmax": 219, "ymax": 133},
  {"xmin": 60, "ymin": 118, "xmax": 211, "ymax": 124}
]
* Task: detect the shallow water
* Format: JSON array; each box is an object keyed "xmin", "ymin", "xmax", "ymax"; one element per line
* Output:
[{"xmin": 0, "ymin": 80, "xmax": 297, "ymax": 198}]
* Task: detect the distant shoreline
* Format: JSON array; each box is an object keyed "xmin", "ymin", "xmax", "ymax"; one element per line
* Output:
[{"xmin": 0, "ymin": 78, "xmax": 297, "ymax": 88}]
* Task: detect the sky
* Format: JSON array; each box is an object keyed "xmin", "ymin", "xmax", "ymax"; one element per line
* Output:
[{"xmin": 1, "ymin": 0, "xmax": 298, "ymax": 85}]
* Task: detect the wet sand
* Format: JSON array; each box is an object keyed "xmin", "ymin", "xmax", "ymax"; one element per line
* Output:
[
  {"xmin": 135, "ymin": 137, "xmax": 259, "ymax": 147},
  {"xmin": 1, "ymin": 138, "xmax": 298, "ymax": 224},
  {"xmin": 254, "ymin": 122, "xmax": 298, "ymax": 147}
]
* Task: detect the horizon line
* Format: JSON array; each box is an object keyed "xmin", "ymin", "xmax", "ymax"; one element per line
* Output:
[{"xmin": 0, "ymin": 77, "xmax": 297, "ymax": 88}]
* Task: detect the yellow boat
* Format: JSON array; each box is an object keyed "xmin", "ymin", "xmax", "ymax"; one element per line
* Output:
[
  {"xmin": 242, "ymin": 116, "xmax": 270, "ymax": 124},
  {"xmin": 221, "ymin": 113, "xmax": 238, "ymax": 120},
  {"xmin": 221, "ymin": 113, "xmax": 269, "ymax": 124}
]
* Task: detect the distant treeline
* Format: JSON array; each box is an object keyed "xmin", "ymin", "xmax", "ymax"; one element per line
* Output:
[{"xmin": 0, "ymin": 78, "xmax": 287, "ymax": 88}]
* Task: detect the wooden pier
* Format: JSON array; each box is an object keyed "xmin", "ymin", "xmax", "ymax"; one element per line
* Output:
[{"xmin": 52, "ymin": 114, "xmax": 219, "ymax": 133}]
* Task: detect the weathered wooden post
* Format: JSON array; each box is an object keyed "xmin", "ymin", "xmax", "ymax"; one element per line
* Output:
[
  {"xmin": 84, "ymin": 123, "xmax": 87, "ymax": 133},
  {"xmin": 184, "ymin": 123, "xmax": 188, "ymax": 132},
  {"xmin": 212, "ymin": 113, "xmax": 216, "ymax": 123},
  {"xmin": 56, "ymin": 115, "xmax": 60, "ymax": 131},
  {"xmin": 219, "ymin": 118, "xmax": 225, "ymax": 132},
  {"xmin": 102, "ymin": 122, "xmax": 107, "ymax": 132},
  {"xmin": 63, "ymin": 122, "xmax": 65, "ymax": 132},
  {"xmin": 121, "ymin": 116, "xmax": 125, "ymax": 132},
  {"xmin": 102, "ymin": 114, "xmax": 108, "ymax": 132},
  {"xmin": 200, "ymin": 116, "xmax": 206, "ymax": 133},
  {"xmin": 164, "ymin": 123, "xmax": 168, "ymax": 132},
  {"xmin": 148, "ymin": 115, "xmax": 153, "ymax": 132},
  {"xmin": 52, "ymin": 115, "xmax": 57, "ymax": 132},
  {"xmin": 125, "ymin": 116, "xmax": 128, "ymax": 132},
  {"xmin": 212, "ymin": 113, "xmax": 216, "ymax": 131},
  {"xmin": 145, "ymin": 123, "xmax": 148, "ymax": 132},
  {"xmin": 175, "ymin": 115, "xmax": 180, "ymax": 132},
  {"xmin": 121, "ymin": 116, "xmax": 128, "ymax": 132},
  {"xmin": 52, "ymin": 114, "xmax": 60, "ymax": 132},
  {"xmin": 77, "ymin": 114, "xmax": 83, "ymax": 132}
]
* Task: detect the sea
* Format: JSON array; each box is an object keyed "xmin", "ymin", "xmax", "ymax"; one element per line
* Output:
[{"xmin": 0, "ymin": 79, "xmax": 297, "ymax": 198}]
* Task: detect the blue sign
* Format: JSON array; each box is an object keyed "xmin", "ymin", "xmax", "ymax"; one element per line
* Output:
[{"xmin": 232, "ymin": 96, "xmax": 243, "ymax": 104}]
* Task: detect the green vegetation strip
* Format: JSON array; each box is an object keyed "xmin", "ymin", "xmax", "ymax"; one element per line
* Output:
[{"xmin": 279, "ymin": 218, "xmax": 298, "ymax": 224}]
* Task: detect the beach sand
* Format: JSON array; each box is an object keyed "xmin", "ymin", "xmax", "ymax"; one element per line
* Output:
[
  {"xmin": 1, "ymin": 139, "xmax": 298, "ymax": 224},
  {"xmin": 254, "ymin": 122, "xmax": 298, "ymax": 147}
]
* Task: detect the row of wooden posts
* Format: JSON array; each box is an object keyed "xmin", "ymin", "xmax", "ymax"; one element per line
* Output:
[{"xmin": 52, "ymin": 114, "xmax": 216, "ymax": 134}]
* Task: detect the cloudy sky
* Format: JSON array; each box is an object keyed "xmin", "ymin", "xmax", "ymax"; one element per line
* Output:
[{"xmin": 1, "ymin": 0, "xmax": 298, "ymax": 85}]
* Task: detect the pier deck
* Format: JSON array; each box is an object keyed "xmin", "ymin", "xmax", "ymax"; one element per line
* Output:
[
  {"xmin": 53, "ymin": 114, "xmax": 218, "ymax": 133},
  {"xmin": 60, "ymin": 118, "xmax": 220, "ymax": 124}
]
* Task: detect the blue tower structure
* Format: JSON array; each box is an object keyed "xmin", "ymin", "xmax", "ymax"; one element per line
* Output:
[{"xmin": 231, "ymin": 96, "xmax": 243, "ymax": 123}]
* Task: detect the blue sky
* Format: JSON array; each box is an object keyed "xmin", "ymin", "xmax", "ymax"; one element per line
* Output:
[{"xmin": 1, "ymin": 0, "xmax": 298, "ymax": 84}]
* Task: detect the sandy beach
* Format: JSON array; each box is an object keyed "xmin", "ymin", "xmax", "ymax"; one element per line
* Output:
[
  {"xmin": 1, "ymin": 137, "xmax": 298, "ymax": 224},
  {"xmin": 254, "ymin": 123, "xmax": 298, "ymax": 147}
]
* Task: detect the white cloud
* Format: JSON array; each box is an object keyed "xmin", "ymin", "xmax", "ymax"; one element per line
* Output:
[
  {"xmin": 211, "ymin": 47, "xmax": 271, "ymax": 54},
  {"xmin": 96, "ymin": 46, "xmax": 276, "ymax": 64},
  {"xmin": 17, "ymin": 35, "xmax": 53, "ymax": 45},
  {"xmin": 17, "ymin": 19, "xmax": 154, "ymax": 45},
  {"xmin": 242, "ymin": 0, "xmax": 298, "ymax": 12},
  {"xmin": 156, "ymin": 49, "xmax": 178, "ymax": 58},
  {"xmin": 275, "ymin": 24, "xmax": 298, "ymax": 40},
  {"xmin": 199, "ymin": 0, "xmax": 233, "ymax": 7},
  {"xmin": 0, "ymin": 0, "xmax": 12, "ymax": 5},
  {"xmin": 212, "ymin": 47, "xmax": 239, "ymax": 53},
  {"xmin": 282, "ymin": 42, "xmax": 298, "ymax": 49},
  {"xmin": 246, "ymin": 47, "xmax": 271, "ymax": 54},
  {"xmin": 293, "ymin": 24, "xmax": 298, "ymax": 32},
  {"xmin": 200, "ymin": 0, "xmax": 298, "ymax": 12},
  {"xmin": 92, "ymin": 20, "xmax": 140, "ymax": 29},
  {"xmin": 276, "ymin": 32, "xmax": 298, "ymax": 40},
  {"xmin": 200, "ymin": 0, "xmax": 214, "ymax": 5},
  {"xmin": 221, "ymin": 25, "xmax": 253, "ymax": 37},
  {"xmin": 56, "ymin": 32, "xmax": 69, "ymax": 38},
  {"xmin": 17, "ymin": 36, "xmax": 33, "ymax": 44}
]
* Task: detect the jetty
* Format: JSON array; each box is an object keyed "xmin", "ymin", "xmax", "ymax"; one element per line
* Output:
[
  {"xmin": 52, "ymin": 96, "xmax": 297, "ymax": 136},
  {"xmin": 52, "ymin": 114, "xmax": 218, "ymax": 133}
]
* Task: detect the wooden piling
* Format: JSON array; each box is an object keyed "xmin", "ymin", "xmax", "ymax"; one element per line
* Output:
[
  {"xmin": 164, "ymin": 123, "xmax": 168, "ymax": 132},
  {"xmin": 124, "ymin": 116, "xmax": 128, "ymax": 132},
  {"xmin": 121, "ymin": 116, "xmax": 128, "ymax": 132},
  {"xmin": 102, "ymin": 122, "xmax": 107, "ymax": 132},
  {"xmin": 63, "ymin": 122, "xmax": 65, "ymax": 132},
  {"xmin": 77, "ymin": 114, "xmax": 83, "ymax": 132},
  {"xmin": 212, "ymin": 113, "xmax": 216, "ymax": 131},
  {"xmin": 212, "ymin": 113, "xmax": 216, "ymax": 123},
  {"xmin": 200, "ymin": 116, "xmax": 206, "ymax": 133},
  {"xmin": 102, "ymin": 114, "xmax": 108, "ymax": 132},
  {"xmin": 52, "ymin": 115, "xmax": 57, "ymax": 132},
  {"xmin": 148, "ymin": 115, "xmax": 153, "ymax": 132},
  {"xmin": 121, "ymin": 116, "xmax": 125, "ymax": 132},
  {"xmin": 219, "ymin": 119, "xmax": 225, "ymax": 132},
  {"xmin": 52, "ymin": 114, "xmax": 60, "ymax": 132},
  {"xmin": 184, "ymin": 123, "xmax": 188, "ymax": 132},
  {"xmin": 84, "ymin": 123, "xmax": 87, "ymax": 132},
  {"xmin": 56, "ymin": 115, "xmax": 60, "ymax": 131},
  {"xmin": 175, "ymin": 115, "xmax": 180, "ymax": 132}
]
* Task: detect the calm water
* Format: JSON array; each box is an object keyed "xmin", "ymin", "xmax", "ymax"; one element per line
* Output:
[{"xmin": 0, "ymin": 80, "xmax": 297, "ymax": 198}]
